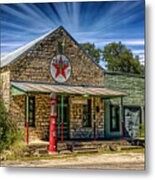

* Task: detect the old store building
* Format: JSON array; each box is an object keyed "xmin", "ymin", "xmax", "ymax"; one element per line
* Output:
[
  {"xmin": 1, "ymin": 26, "xmax": 142, "ymax": 143},
  {"xmin": 104, "ymin": 71, "xmax": 144, "ymax": 139}
]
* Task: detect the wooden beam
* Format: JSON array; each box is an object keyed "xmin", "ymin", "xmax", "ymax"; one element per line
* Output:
[
  {"xmin": 26, "ymin": 95, "xmax": 29, "ymax": 144},
  {"xmin": 93, "ymin": 96, "xmax": 96, "ymax": 142},
  {"xmin": 120, "ymin": 97, "xmax": 124, "ymax": 140}
]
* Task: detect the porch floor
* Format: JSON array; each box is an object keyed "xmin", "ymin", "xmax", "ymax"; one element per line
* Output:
[
  {"xmin": 25, "ymin": 139, "xmax": 144, "ymax": 157},
  {"xmin": 26, "ymin": 139, "xmax": 137, "ymax": 156},
  {"xmin": 28, "ymin": 139, "xmax": 130, "ymax": 147}
]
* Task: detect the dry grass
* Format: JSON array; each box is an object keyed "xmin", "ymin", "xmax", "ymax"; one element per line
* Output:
[{"xmin": 4, "ymin": 147, "xmax": 145, "ymax": 162}]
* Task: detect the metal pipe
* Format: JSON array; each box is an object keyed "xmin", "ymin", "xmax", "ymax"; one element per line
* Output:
[
  {"xmin": 93, "ymin": 97, "xmax": 96, "ymax": 143},
  {"xmin": 120, "ymin": 97, "xmax": 124, "ymax": 140}
]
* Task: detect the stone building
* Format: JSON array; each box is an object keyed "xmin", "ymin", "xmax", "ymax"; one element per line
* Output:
[{"xmin": 0, "ymin": 26, "xmax": 143, "ymax": 143}]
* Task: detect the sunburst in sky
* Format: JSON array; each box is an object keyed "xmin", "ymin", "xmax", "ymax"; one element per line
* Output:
[{"xmin": 0, "ymin": 0, "xmax": 145, "ymax": 66}]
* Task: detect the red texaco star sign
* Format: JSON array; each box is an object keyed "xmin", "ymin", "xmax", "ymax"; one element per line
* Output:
[{"xmin": 50, "ymin": 55, "xmax": 71, "ymax": 83}]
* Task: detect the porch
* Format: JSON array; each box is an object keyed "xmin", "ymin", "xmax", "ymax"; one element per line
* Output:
[
  {"xmin": 25, "ymin": 139, "xmax": 143, "ymax": 157},
  {"xmin": 11, "ymin": 81, "xmax": 127, "ymax": 143}
]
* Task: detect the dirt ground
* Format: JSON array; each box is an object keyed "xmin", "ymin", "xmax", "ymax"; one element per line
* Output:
[{"xmin": 1, "ymin": 152, "xmax": 145, "ymax": 170}]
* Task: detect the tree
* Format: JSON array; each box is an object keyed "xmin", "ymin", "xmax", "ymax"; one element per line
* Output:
[
  {"xmin": 81, "ymin": 43, "xmax": 102, "ymax": 64},
  {"xmin": 102, "ymin": 42, "xmax": 144, "ymax": 74}
]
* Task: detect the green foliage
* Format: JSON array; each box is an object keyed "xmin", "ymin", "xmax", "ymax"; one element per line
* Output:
[
  {"xmin": 81, "ymin": 41, "xmax": 144, "ymax": 75},
  {"xmin": 81, "ymin": 43, "xmax": 102, "ymax": 63},
  {"xmin": 0, "ymin": 82, "xmax": 24, "ymax": 153},
  {"xmin": 102, "ymin": 42, "xmax": 144, "ymax": 74}
]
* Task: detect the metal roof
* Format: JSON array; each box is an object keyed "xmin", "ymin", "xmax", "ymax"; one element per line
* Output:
[{"xmin": 11, "ymin": 81, "xmax": 127, "ymax": 98}]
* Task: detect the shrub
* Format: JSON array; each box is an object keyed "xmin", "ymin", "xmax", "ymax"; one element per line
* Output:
[{"xmin": 0, "ymin": 96, "xmax": 24, "ymax": 153}]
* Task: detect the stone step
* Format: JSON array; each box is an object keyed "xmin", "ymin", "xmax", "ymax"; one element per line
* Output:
[
  {"xmin": 120, "ymin": 145, "xmax": 144, "ymax": 151},
  {"xmin": 130, "ymin": 139, "xmax": 145, "ymax": 147},
  {"xmin": 59, "ymin": 150, "xmax": 72, "ymax": 154},
  {"xmin": 57, "ymin": 143, "xmax": 71, "ymax": 151},
  {"xmin": 23, "ymin": 140, "xmax": 134, "ymax": 157},
  {"xmin": 72, "ymin": 142, "xmax": 131, "ymax": 151},
  {"xmin": 73, "ymin": 148, "xmax": 98, "ymax": 154},
  {"xmin": 28, "ymin": 144, "xmax": 49, "ymax": 150},
  {"xmin": 70, "ymin": 140, "xmax": 131, "ymax": 147},
  {"xmin": 38, "ymin": 149, "xmax": 48, "ymax": 155},
  {"xmin": 73, "ymin": 144, "xmax": 99, "ymax": 149}
]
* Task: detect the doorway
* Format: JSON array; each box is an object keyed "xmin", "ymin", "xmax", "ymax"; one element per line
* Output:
[{"xmin": 57, "ymin": 96, "xmax": 69, "ymax": 140}]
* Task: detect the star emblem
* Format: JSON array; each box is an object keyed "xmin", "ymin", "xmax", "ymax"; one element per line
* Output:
[{"xmin": 52, "ymin": 55, "xmax": 69, "ymax": 79}]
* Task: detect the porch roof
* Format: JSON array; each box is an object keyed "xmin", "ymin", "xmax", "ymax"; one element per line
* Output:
[{"xmin": 11, "ymin": 81, "xmax": 127, "ymax": 98}]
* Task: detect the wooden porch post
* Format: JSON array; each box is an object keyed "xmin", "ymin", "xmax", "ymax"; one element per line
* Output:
[
  {"xmin": 61, "ymin": 95, "xmax": 64, "ymax": 143},
  {"xmin": 93, "ymin": 96, "xmax": 96, "ymax": 143},
  {"xmin": 120, "ymin": 97, "xmax": 124, "ymax": 140},
  {"xmin": 26, "ymin": 95, "xmax": 29, "ymax": 144}
]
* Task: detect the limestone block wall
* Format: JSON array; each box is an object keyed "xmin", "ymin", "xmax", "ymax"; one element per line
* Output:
[
  {"xmin": 34, "ymin": 94, "xmax": 50, "ymax": 141},
  {"xmin": 0, "ymin": 70, "xmax": 10, "ymax": 111},
  {"xmin": 10, "ymin": 95, "xmax": 25, "ymax": 131},
  {"xmin": 10, "ymin": 28, "xmax": 104, "ymax": 87},
  {"xmin": 10, "ymin": 94, "xmax": 50, "ymax": 142},
  {"xmin": 69, "ymin": 96, "xmax": 104, "ymax": 139}
]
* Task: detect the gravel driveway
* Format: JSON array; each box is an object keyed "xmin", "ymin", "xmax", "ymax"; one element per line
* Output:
[{"xmin": 1, "ymin": 152, "xmax": 145, "ymax": 170}]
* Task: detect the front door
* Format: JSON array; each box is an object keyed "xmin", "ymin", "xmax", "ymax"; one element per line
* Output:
[{"xmin": 57, "ymin": 96, "xmax": 69, "ymax": 140}]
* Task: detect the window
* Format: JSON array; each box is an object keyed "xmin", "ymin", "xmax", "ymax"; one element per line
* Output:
[
  {"xmin": 123, "ymin": 106, "xmax": 141, "ymax": 137},
  {"xmin": 26, "ymin": 96, "xmax": 35, "ymax": 127},
  {"xmin": 83, "ymin": 99, "xmax": 92, "ymax": 127},
  {"xmin": 110, "ymin": 105, "xmax": 120, "ymax": 132}
]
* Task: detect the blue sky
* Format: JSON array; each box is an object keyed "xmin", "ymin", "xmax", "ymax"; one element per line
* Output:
[{"xmin": 0, "ymin": 1, "xmax": 145, "ymax": 66}]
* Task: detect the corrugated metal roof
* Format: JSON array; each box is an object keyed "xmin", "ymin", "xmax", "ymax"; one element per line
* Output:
[{"xmin": 11, "ymin": 81, "xmax": 127, "ymax": 98}]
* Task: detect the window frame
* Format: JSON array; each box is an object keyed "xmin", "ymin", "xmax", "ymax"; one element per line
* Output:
[
  {"xmin": 25, "ymin": 96, "xmax": 35, "ymax": 127},
  {"xmin": 110, "ymin": 104, "xmax": 120, "ymax": 132}
]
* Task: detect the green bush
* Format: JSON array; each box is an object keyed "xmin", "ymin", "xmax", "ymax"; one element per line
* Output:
[{"xmin": 0, "ymin": 97, "xmax": 23, "ymax": 153}]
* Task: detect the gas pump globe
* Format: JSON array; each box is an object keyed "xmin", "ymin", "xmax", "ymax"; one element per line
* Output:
[{"xmin": 49, "ymin": 93, "xmax": 58, "ymax": 153}]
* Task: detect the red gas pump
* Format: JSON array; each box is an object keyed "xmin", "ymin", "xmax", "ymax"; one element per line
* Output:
[{"xmin": 49, "ymin": 93, "xmax": 58, "ymax": 153}]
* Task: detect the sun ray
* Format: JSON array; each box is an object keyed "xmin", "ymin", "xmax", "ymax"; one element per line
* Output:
[{"xmin": 0, "ymin": 1, "xmax": 145, "ymax": 65}]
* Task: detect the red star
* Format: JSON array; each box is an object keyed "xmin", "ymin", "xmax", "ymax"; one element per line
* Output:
[{"xmin": 52, "ymin": 55, "xmax": 69, "ymax": 79}]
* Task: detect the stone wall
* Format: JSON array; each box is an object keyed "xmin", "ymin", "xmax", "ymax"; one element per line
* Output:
[
  {"xmin": 10, "ymin": 95, "xmax": 25, "ymax": 131},
  {"xmin": 10, "ymin": 27, "xmax": 104, "ymax": 86},
  {"xmin": 33, "ymin": 94, "xmax": 50, "ymax": 141},
  {"xmin": 0, "ymin": 70, "xmax": 10, "ymax": 111},
  {"xmin": 10, "ymin": 94, "xmax": 50, "ymax": 142},
  {"xmin": 69, "ymin": 96, "xmax": 104, "ymax": 139}
]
